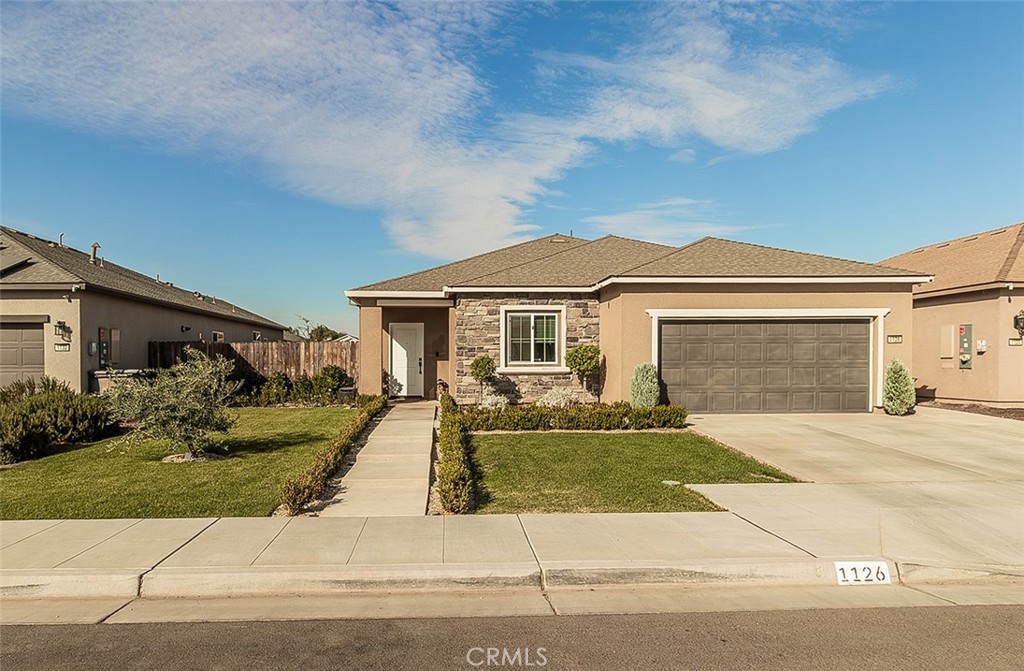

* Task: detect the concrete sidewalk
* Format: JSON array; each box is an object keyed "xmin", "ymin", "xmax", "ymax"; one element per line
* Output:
[
  {"xmin": 3, "ymin": 510, "xmax": 1020, "ymax": 604},
  {"xmin": 319, "ymin": 400, "xmax": 436, "ymax": 517}
]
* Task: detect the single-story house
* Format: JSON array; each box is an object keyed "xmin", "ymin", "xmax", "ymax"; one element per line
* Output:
[
  {"xmin": 1, "ymin": 226, "xmax": 285, "ymax": 391},
  {"xmin": 347, "ymin": 234, "xmax": 931, "ymax": 413},
  {"xmin": 882, "ymin": 223, "xmax": 1024, "ymax": 406}
]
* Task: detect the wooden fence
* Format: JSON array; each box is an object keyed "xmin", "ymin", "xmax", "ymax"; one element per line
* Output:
[{"xmin": 148, "ymin": 340, "xmax": 357, "ymax": 382}]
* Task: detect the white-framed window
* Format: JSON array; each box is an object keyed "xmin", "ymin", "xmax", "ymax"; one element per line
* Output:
[
  {"xmin": 253, "ymin": 330, "xmax": 262, "ymax": 341},
  {"xmin": 498, "ymin": 305, "xmax": 568, "ymax": 373},
  {"xmin": 212, "ymin": 331, "xmax": 225, "ymax": 343}
]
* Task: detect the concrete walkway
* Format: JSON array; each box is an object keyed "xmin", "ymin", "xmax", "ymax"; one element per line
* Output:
[{"xmin": 319, "ymin": 400, "xmax": 437, "ymax": 517}]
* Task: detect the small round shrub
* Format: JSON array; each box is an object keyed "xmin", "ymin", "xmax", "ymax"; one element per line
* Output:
[
  {"xmin": 469, "ymin": 355, "xmax": 497, "ymax": 385},
  {"xmin": 883, "ymin": 359, "xmax": 916, "ymax": 416},
  {"xmin": 630, "ymin": 363, "xmax": 661, "ymax": 407},
  {"xmin": 479, "ymin": 388, "xmax": 509, "ymax": 409},
  {"xmin": 537, "ymin": 387, "xmax": 579, "ymax": 408}
]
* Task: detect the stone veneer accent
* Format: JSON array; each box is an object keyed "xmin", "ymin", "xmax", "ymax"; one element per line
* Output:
[{"xmin": 454, "ymin": 293, "xmax": 600, "ymax": 404}]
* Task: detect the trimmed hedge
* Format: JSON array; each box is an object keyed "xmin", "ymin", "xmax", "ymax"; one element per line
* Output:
[
  {"xmin": 458, "ymin": 400, "xmax": 688, "ymax": 432},
  {"xmin": 436, "ymin": 395, "xmax": 473, "ymax": 513},
  {"xmin": 279, "ymin": 394, "xmax": 388, "ymax": 514}
]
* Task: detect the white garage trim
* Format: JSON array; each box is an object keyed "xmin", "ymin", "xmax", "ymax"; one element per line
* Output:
[{"xmin": 646, "ymin": 308, "xmax": 892, "ymax": 410}]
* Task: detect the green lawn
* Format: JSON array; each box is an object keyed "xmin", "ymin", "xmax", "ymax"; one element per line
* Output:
[
  {"xmin": 472, "ymin": 431, "xmax": 798, "ymax": 514},
  {"xmin": 0, "ymin": 407, "xmax": 356, "ymax": 519}
]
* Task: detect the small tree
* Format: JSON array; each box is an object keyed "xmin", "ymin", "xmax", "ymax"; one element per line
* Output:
[
  {"xmin": 469, "ymin": 354, "xmax": 497, "ymax": 402},
  {"xmin": 883, "ymin": 359, "xmax": 916, "ymax": 416},
  {"xmin": 106, "ymin": 347, "xmax": 242, "ymax": 459},
  {"xmin": 566, "ymin": 344, "xmax": 601, "ymax": 398},
  {"xmin": 631, "ymin": 362, "xmax": 660, "ymax": 407},
  {"xmin": 289, "ymin": 315, "xmax": 345, "ymax": 341}
]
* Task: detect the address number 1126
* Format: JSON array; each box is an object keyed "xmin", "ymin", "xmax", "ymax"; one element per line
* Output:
[{"xmin": 834, "ymin": 561, "xmax": 891, "ymax": 585}]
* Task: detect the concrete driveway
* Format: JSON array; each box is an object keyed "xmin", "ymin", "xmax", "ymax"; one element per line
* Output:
[
  {"xmin": 689, "ymin": 407, "xmax": 1024, "ymax": 571},
  {"xmin": 690, "ymin": 406, "xmax": 1024, "ymax": 484}
]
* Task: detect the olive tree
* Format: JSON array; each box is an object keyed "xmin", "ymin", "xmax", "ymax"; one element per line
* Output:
[{"xmin": 106, "ymin": 347, "xmax": 241, "ymax": 459}]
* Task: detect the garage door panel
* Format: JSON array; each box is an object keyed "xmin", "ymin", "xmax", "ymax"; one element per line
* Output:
[
  {"xmin": 711, "ymin": 343, "xmax": 735, "ymax": 362},
  {"xmin": 711, "ymin": 367, "xmax": 735, "ymax": 387},
  {"xmin": 791, "ymin": 392, "xmax": 816, "ymax": 412},
  {"xmin": 0, "ymin": 324, "xmax": 46, "ymax": 386},
  {"xmin": 660, "ymin": 319, "xmax": 870, "ymax": 414}
]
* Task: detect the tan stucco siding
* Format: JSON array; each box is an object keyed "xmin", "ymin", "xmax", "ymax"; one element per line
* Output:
[
  {"xmin": 911, "ymin": 288, "xmax": 1023, "ymax": 404},
  {"xmin": 597, "ymin": 283, "xmax": 915, "ymax": 406},
  {"xmin": 357, "ymin": 304, "xmax": 383, "ymax": 396},
  {"xmin": 1, "ymin": 290, "xmax": 83, "ymax": 391},
  {"xmin": 79, "ymin": 291, "xmax": 284, "ymax": 391}
]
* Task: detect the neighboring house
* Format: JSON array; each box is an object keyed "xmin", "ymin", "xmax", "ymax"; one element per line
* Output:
[
  {"xmin": 882, "ymin": 223, "xmax": 1024, "ymax": 406},
  {"xmin": 1, "ymin": 227, "xmax": 285, "ymax": 391},
  {"xmin": 347, "ymin": 234, "xmax": 931, "ymax": 413}
]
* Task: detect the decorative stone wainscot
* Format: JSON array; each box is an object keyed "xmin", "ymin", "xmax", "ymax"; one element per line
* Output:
[{"xmin": 454, "ymin": 293, "xmax": 600, "ymax": 404}]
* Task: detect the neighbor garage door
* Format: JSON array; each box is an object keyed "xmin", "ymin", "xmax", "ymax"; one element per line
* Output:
[
  {"xmin": 659, "ymin": 320, "xmax": 870, "ymax": 413},
  {"xmin": 0, "ymin": 323, "xmax": 46, "ymax": 387}
]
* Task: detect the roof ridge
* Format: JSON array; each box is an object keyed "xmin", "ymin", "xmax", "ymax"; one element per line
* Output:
[
  {"xmin": 614, "ymin": 236, "xmax": 712, "ymax": 276},
  {"xmin": 996, "ymin": 223, "xmax": 1024, "ymax": 282},
  {"xmin": 894, "ymin": 222, "xmax": 1024, "ymax": 257},
  {"xmin": 456, "ymin": 235, "xmax": 611, "ymax": 285},
  {"xmin": 353, "ymin": 233, "xmax": 584, "ymax": 290},
  {"xmin": 1, "ymin": 226, "xmax": 87, "ymax": 283},
  {"xmin": 700, "ymin": 236, "xmax": 913, "ymax": 274}
]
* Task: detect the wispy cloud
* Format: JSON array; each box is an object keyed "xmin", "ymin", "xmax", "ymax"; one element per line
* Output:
[
  {"xmin": 2, "ymin": 2, "xmax": 890, "ymax": 258},
  {"xmin": 585, "ymin": 197, "xmax": 750, "ymax": 245}
]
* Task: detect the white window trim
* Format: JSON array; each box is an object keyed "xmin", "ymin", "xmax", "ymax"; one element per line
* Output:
[
  {"xmin": 645, "ymin": 308, "xmax": 891, "ymax": 411},
  {"xmin": 212, "ymin": 330, "xmax": 225, "ymax": 343},
  {"xmin": 498, "ymin": 305, "xmax": 570, "ymax": 374}
]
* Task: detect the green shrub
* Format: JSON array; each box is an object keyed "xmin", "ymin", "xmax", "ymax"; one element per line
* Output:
[
  {"xmin": 566, "ymin": 344, "xmax": 601, "ymax": 394},
  {"xmin": 0, "ymin": 383, "xmax": 114, "ymax": 464},
  {"xmin": 628, "ymin": 405, "xmax": 689, "ymax": 429},
  {"xmin": 279, "ymin": 394, "xmax": 387, "ymax": 514},
  {"xmin": 0, "ymin": 375, "xmax": 70, "ymax": 405},
  {"xmin": 549, "ymin": 402, "xmax": 631, "ymax": 430},
  {"xmin": 291, "ymin": 374, "xmax": 315, "ymax": 404},
  {"xmin": 257, "ymin": 372, "xmax": 292, "ymax": 406},
  {"xmin": 436, "ymin": 410, "xmax": 473, "ymax": 513},
  {"xmin": 631, "ymin": 363, "xmax": 661, "ymax": 407},
  {"xmin": 106, "ymin": 347, "xmax": 241, "ymax": 458},
  {"xmin": 883, "ymin": 359, "xmax": 916, "ymax": 416},
  {"xmin": 0, "ymin": 404, "xmax": 48, "ymax": 464},
  {"xmin": 311, "ymin": 366, "xmax": 352, "ymax": 404},
  {"xmin": 439, "ymin": 392, "xmax": 458, "ymax": 416},
  {"xmin": 469, "ymin": 355, "xmax": 497, "ymax": 385}
]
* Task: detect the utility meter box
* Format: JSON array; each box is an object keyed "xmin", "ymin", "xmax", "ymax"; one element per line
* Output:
[{"xmin": 959, "ymin": 324, "xmax": 973, "ymax": 369}]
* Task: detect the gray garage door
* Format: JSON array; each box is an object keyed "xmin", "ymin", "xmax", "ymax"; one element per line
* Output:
[
  {"xmin": 659, "ymin": 320, "xmax": 870, "ymax": 413},
  {"xmin": 0, "ymin": 323, "xmax": 46, "ymax": 387}
]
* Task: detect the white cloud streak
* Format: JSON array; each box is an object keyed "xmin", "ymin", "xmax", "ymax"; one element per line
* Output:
[
  {"xmin": 585, "ymin": 197, "xmax": 749, "ymax": 245},
  {"xmin": 2, "ymin": 2, "xmax": 890, "ymax": 258}
]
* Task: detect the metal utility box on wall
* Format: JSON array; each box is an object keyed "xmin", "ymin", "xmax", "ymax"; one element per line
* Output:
[{"xmin": 958, "ymin": 324, "xmax": 973, "ymax": 370}]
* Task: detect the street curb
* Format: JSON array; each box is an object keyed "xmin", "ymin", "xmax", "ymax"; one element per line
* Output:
[
  {"xmin": 1, "ymin": 569, "xmax": 143, "ymax": 599},
  {"xmin": 540, "ymin": 559, "xmax": 836, "ymax": 587},
  {"xmin": 140, "ymin": 564, "xmax": 542, "ymax": 598},
  {"xmin": 896, "ymin": 561, "xmax": 1024, "ymax": 585}
]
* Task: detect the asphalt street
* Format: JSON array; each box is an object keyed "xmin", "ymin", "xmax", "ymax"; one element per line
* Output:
[{"xmin": 2, "ymin": 605, "xmax": 1021, "ymax": 671}]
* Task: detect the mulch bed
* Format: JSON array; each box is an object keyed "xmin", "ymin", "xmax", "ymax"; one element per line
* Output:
[{"xmin": 919, "ymin": 401, "xmax": 1024, "ymax": 421}]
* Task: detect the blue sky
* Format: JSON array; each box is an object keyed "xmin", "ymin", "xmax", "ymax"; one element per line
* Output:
[{"xmin": 2, "ymin": 1, "xmax": 1022, "ymax": 334}]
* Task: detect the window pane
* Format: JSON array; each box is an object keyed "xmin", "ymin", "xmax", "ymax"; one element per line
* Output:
[
  {"xmin": 508, "ymin": 314, "xmax": 531, "ymax": 363},
  {"xmin": 533, "ymin": 314, "xmax": 557, "ymax": 363},
  {"xmin": 534, "ymin": 341, "xmax": 556, "ymax": 363}
]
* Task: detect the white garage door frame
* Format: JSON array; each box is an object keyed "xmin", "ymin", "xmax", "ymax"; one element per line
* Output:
[{"xmin": 646, "ymin": 308, "xmax": 891, "ymax": 410}]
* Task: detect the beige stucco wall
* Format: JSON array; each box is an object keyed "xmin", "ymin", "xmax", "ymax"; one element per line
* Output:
[
  {"xmin": 598, "ymin": 282, "xmax": 916, "ymax": 407},
  {"xmin": 1, "ymin": 289, "xmax": 283, "ymax": 391},
  {"xmin": 911, "ymin": 287, "xmax": 1023, "ymax": 404},
  {"xmin": 1, "ymin": 289, "xmax": 83, "ymax": 391},
  {"xmin": 354, "ymin": 301, "xmax": 451, "ymax": 399},
  {"xmin": 357, "ymin": 304, "xmax": 383, "ymax": 396}
]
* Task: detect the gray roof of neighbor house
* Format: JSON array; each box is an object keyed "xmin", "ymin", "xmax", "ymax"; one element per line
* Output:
[
  {"xmin": 351, "ymin": 233, "xmax": 925, "ymax": 294},
  {"xmin": 1, "ymin": 226, "xmax": 284, "ymax": 329},
  {"xmin": 881, "ymin": 223, "xmax": 1024, "ymax": 295}
]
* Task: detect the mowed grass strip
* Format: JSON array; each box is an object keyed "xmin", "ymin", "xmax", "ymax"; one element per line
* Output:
[
  {"xmin": 472, "ymin": 431, "xmax": 797, "ymax": 514},
  {"xmin": 0, "ymin": 407, "xmax": 356, "ymax": 519}
]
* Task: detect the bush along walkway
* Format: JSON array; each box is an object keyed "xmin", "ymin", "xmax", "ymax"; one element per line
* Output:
[
  {"xmin": 313, "ymin": 399, "xmax": 437, "ymax": 517},
  {"xmin": 279, "ymin": 395, "xmax": 388, "ymax": 515}
]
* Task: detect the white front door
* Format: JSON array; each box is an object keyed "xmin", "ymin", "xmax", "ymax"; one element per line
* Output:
[{"xmin": 389, "ymin": 323, "xmax": 424, "ymax": 397}]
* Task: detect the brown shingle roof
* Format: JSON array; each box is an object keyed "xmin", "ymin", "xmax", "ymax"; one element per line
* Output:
[
  {"xmin": 353, "ymin": 233, "xmax": 927, "ymax": 294},
  {"xmin": 352, "ymin": 234, "xmax": 589, "ymax": 291},
  {"xmin": 624, "ymin": 237, "xmax": 918, "ymax": 278},
  {"xmin": 881, "ymin": 223, "xmax": 1024, "ymax": 294},
  {"xmin": 459, "ymin": 236, "xmax": 676, "ymax": 287},
  {"xmin": 1, "ymin": 227, "xmax": 284, "ymax": 329}
]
